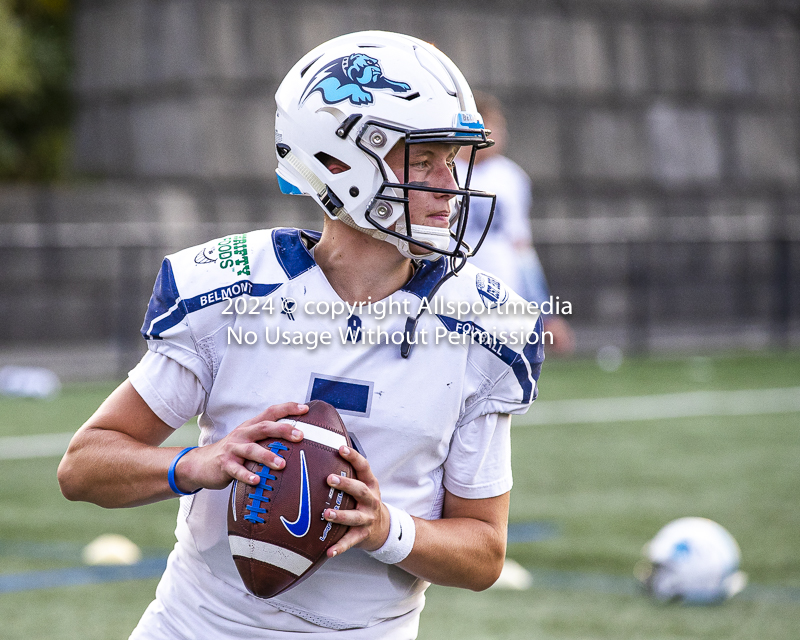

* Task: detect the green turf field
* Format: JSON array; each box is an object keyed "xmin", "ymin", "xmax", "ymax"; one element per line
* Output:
[{"xmin": 1, "ymin": 351, "xmax": 798, "ymax": 639}]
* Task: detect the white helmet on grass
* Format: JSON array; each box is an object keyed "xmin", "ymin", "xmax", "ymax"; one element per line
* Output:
[
  {"xmin": 274, "ymin": 30, "xmax": 495, "ymax": 263},
  {"xmin": 635, "ymin": 517, "xmax": 747, "ymax": 604}
]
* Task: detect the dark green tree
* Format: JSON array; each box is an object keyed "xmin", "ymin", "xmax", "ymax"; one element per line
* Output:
[{"xmin": 0, "ymin": 0, "xmax": 72, "ymax": 181}]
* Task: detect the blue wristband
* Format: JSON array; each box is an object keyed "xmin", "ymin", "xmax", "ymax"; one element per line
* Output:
[{"xmin": 168, "ymin": 446, "xmax": 201, "ymax": 496}]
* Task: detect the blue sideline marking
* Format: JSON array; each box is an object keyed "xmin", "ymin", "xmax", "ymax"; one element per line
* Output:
[
  {"xmin": 0, "ymin": 557, "xmax": 167, "ymax": 593},
  {"xmin": 522, "ymin": 568, "xmax": 800, "ymax": 604},
  {"xmin": 507, "ymin": 521, "xmax": 559, "ymax": 543},
  {"xmin": 2, "ymin": 553, "xmax": 799, "ymax": 603}
]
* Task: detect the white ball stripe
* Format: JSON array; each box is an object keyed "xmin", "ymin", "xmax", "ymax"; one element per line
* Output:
[
  {"xmin": 228, "ymin": 535, "xmax": 313, "ymax": 576},
  {"xmin": 277, "ymin": 419, "xmax": 347, "ymax": 450}
]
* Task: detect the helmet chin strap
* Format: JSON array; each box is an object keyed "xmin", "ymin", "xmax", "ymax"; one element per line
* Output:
[{"xmin": 390, "ymin": 217, "xmax": 450, "ymax": 260}]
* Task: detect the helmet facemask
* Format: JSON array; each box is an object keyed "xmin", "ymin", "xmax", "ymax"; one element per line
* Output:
[{"xmin": 357, "ymin": 120, "xmax": 497, "ymax": 271}]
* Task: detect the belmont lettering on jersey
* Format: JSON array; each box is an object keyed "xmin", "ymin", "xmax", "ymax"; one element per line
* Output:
[
  {"xmin": 198, "ymin": 280, "xmax": 254, "ymax": 308},
  {"xmin": 218, "ymin": 233, "xmax": 250, "ymax": 276}
]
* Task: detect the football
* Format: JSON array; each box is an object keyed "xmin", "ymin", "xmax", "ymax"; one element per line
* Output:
[{"xmin": 227, "ymin": 400, "xmax": 356, "ymax": 598}]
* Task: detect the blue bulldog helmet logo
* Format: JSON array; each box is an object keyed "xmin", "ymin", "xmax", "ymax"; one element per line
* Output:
[{"xmin": 302, "ymin": 53, "xmax": 411, "ymax": 106}]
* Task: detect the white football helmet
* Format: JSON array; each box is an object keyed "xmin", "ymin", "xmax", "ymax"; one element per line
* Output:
[
  {"xmin": 635, "ymin": 517, "xmax": 747, "ymax": 604},
  {"xmin": 274, "ymin": 31, "xmax": 496, "ymax": 264}
]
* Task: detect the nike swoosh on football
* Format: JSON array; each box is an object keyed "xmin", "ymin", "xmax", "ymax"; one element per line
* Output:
[{"xmin": 281, "ymin": 450, "xmax": 312, "ymax": 538}]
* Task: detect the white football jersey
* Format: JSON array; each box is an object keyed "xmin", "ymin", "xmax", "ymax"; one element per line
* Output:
[
  {"xmin": 456, "ymin": 155, "xmax": 533, "ymax": 294},
  {"xmin": 129, "ymin": 228, "xmax": 544, "ymax": 637}
]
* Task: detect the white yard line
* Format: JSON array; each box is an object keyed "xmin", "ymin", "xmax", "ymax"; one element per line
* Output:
[
  {"xmin": 0, "ymin": 433, "xmax": 75, "ymax": 460},
  {"xmin": 2, "ymin": 387, "xmax": 799, "ymax": 460},
  {"xmin": 521, "ymin": 387, "xmax": 800, "ymax": 426},
  {"xmin": 0, "ymin": 425, "xmax": 200, "ymax": 461}
]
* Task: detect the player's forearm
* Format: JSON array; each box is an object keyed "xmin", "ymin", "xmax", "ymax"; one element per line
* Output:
[
  {"xmin": 58, "ymin": 427, "xmax": 182, "ymax": 508},
  {"xmin": 397, "ymin": 515, "xmax": 507, "ymax": 591},
  {"xmin": 58, "ymin": 394, "xmax": 306, "ymax": 509}
]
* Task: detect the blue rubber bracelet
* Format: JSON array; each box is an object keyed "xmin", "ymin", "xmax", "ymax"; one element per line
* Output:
[{"xmin": 168, "ymin": 446, "xmax": 200, "ymax": 496}]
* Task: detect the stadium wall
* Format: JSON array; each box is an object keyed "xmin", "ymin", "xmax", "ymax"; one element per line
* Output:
[{"xmin": 1, "ymin": 0, "xmax": 799, "ymax": 377}]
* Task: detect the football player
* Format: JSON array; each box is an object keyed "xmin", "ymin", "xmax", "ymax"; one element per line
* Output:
[{"xmin": 58, "ymin": 31, "xmax": 544, "ymax": 639}]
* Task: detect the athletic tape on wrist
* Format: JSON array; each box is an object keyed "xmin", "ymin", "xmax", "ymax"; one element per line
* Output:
[
  {"xmin": 168, "ymin": 446, "xmax": 201, "ymax": 496},
  {"xmin": 366, "ymin": 503, "xmax": 415, "ymax": 565}
]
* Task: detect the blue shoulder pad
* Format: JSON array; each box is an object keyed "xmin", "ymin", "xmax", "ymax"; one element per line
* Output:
[{"xmin": 141, "ymin": 259, "xmax": 184, "ymax": 341}]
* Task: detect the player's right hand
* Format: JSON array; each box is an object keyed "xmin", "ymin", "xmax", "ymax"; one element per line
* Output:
[{"xmin": 171, "ymin": 402, "xmax": 308, "ymax": 493}]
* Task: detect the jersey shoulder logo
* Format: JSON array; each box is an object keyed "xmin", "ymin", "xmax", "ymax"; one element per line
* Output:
[
  {"xmin": 301, "ymin": 53, "xmax": 411, "ymax": 106},
  {"xmin": 194, "ymin": 246, "xmax": 217, "ymax": 265},
  {"xmin": 280, "ymin": 450, "xmax": 312, "ymax": 537},
  {"xmin": 476, "ymin": 272, "xmax": 509, "ymax": 309}
]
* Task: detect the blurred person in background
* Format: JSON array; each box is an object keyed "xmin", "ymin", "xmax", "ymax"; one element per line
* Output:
[{"xmin": 457, "ymin": 92, "xmax": 575, "ymax": 354}]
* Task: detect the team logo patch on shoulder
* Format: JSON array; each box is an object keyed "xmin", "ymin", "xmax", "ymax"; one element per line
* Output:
[
  {"xmin": 476, "ymin": 273, "xmax": 509, "ymax": 309},
  {"xmin": 194, "ymin": 246, "xmax": 217, "ymax": 265},
  {"xmin": 301, "ymin": 53, "xmax": 411, "ymax": 106}
]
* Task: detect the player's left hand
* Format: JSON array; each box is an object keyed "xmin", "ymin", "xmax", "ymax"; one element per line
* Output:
[{"xmin": 322, "ymin": 446, "xmax": 390, "ymax": 557}]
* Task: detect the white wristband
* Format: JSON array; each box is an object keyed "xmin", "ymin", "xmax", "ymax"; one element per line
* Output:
[{"xmin": 366, "ymin": 503, "xmax": 415, "ymax": 565}]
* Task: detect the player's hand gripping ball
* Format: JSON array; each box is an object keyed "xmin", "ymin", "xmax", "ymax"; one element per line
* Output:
[{"xmin": 228, "ymin": 400, "xmax": 356, "ymax": 598}]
